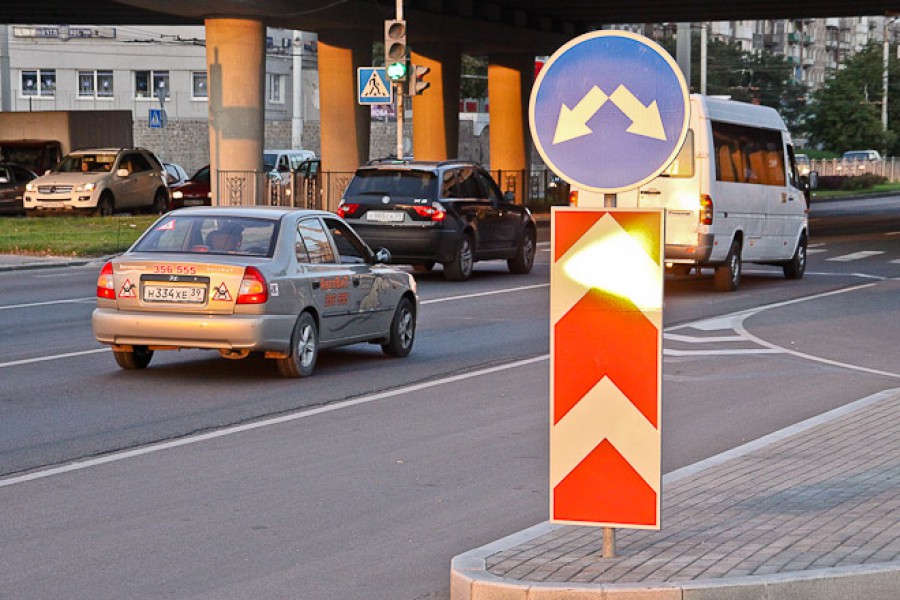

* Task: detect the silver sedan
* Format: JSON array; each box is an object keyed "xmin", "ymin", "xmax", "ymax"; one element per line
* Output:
[{"xmin": 92, "ymin": 207, "xmax": 418, "ymax": 377}]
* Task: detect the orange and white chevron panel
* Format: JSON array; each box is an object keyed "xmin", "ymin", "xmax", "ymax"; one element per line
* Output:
[{"xmin": 550, "ymin": 207, "xmax": 664, "ymax": 529}]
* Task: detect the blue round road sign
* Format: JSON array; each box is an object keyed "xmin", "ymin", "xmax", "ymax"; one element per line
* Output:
[{"xmin": 530, "ymin": 31, "xmax": 690, "ymax": 193}]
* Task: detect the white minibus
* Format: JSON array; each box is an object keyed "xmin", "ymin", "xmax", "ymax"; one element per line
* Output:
[{"xmin": 569, "ymin": 94, "xmax": 812, "ymax": 292}]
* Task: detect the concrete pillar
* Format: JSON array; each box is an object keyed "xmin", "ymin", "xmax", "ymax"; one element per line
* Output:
[
  {"xmin": 205, "ymin": 18, "xmax": 265, "ymax": 205},
  {"xmin": 411, "ymin": 44, "xmax": 461, "ymax": 161},
  {"xmin": 318, "ymin": 30, "xmax": 372, "ymax": 210},
  {"xmin": 488, "ymin": 53, "xmax": 533, "ymax": 203}
]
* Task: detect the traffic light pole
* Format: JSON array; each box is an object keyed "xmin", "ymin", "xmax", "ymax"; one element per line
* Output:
[{"xmin": 395, "ymin": 0, "xmax": 404, "ymax": 159}]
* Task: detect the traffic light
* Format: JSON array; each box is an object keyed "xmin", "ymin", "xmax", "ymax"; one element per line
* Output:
[
  {"xmin": 384, "ymin": 19, "xmax": 407, "ymax": 81},
  {"xmin": 412, "ymin": 64, "xmax": 430, "ymax": 95}
]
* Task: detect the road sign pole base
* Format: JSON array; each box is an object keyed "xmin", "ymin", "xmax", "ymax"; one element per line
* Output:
[{"xmin": 602, "ymin": 527, "xmax": 617, "ymax": 558}]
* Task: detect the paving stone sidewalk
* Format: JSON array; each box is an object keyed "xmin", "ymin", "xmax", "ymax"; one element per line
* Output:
[{"xmin": 452, "ymin": 388, "xmax": 900, "ymax": 599}]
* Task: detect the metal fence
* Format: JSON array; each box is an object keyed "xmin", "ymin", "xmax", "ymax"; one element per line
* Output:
[
  {"xmin": 810, "ymin": 158, "xmax": 900, "ymax": 181},
  {"xmin": 215, "ymin": 166, "xmax": 570, "ymax": 212}
]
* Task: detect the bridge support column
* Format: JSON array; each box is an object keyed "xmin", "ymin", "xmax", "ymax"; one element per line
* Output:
[
  {"xmin": 411, "ymin": 44, "xmax": 461, "ymax": 161},
  {"xmin": 488, "ymin": 53, "xmax": 533, "ymax": 203},
  {"xmin": 205, "ymin": 18, "xmax": 266, "ymax": 205},
  {"xmin": 318, "ymin": 30, "xmax": 372, "ymax": 211}
]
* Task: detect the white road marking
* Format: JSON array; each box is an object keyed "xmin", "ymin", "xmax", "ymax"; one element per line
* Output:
[
  {"xmin": 0, "ymin": 297, "xmax": 95, "ymax": 311},
  {"xmin": 420, "ymin": 283, "xmax": 548, "ymax": 305},
  {"xmin": 0, "ymin": 284, "xmax": 550, "ymax": 369},
  {"xmin": 827, "ymin": 251, "xmax": 885, "ymax": 262},
  {"xmin": 0, "ymin": 354, "xmax": 550, "ymax": 489},
  {"xmin": 0, "ymin": 348, "xmax": 108, "ymax": 368}
]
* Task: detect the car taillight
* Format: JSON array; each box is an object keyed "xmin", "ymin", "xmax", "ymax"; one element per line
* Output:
[
  {"xmin": 412, "ymin": 203, "xmax": 446, "ymax": 221},
  {"xmin": 568, "ymin": 189, "xmax": 579, "ymax": 207},
  {"xmin": 96, "ymin": 261, "xmax": 116, "ymax": 299},
  {"xmin": 236, "ymin": 266, "xmax": 268, "ymax": 304},
  {"xmin": 337, "ymin": 202, "xmax": 359, "ymax": 218},
  {"xmin": 700, "ymin": 194, "xmax": 713, "ymax": 225}
]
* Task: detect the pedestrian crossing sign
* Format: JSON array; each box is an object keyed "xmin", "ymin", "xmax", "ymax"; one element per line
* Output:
[{"xmin": 358, "ymin": 67, "xmax": 393, "ymax": 105}]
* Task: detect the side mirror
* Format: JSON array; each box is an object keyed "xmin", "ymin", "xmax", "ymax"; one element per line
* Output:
[
  {"xmin": 503, "ymin": 190, "xmax": 516, "ymax": 203},
  {"xmin": 374, "ymin": 248, "xmax": 391, "ymax": 264},
  {"xmin": 116, "ymin": 168, "xmax": 130, "ymax": 177},
  {"xmin": 807, "ymin": 171, "xmax": 818, "ymax": 190}
]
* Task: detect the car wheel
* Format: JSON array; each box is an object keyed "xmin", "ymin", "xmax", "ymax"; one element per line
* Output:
[
  {"xmin": 381, "ymin": 296, "xmax": 416, "ymax": 357},
  {"xmin": 443, "ymin": 234, "xmax": 474, "ymax": 281},
  {"xmin": 507, "ymin": 228, "xmax": 536, "ymax": 274},
  {"xmin": 95, "ymin": 193, "xmax": 114, "ymax": 217},
  {"xmin": 783, "ymin": 234, "xmax": 807, "ymax": 280},
  {"xmin": 714, "ymin": 239, "xmax": 742, "ymax": 292},
  {"xmin": 113, "ymin": 345, "xmax": 153, "ymax": 370},
  {"xmin": 152, "ymin": 188, "xmax": 168, "ymax": 214},
  {"xmin": 277, "ymin": 312, "xmax": 318, "ymax": 377}
]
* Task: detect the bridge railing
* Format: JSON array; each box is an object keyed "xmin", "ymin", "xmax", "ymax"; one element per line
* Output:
[{"xmin": 214, "ymin": 166, "xmax": 570, "ymax": 212}]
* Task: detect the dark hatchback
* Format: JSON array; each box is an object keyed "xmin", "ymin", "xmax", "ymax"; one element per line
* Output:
[
  {"xmin": 0, "ymin": 162, "xmax": 38, "ymax": 215},
  {"xmin": 338, "ymin": 160, "xmax": 537, "ymax": 281}
]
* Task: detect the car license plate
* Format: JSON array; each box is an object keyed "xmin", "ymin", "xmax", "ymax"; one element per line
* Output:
[
  {"xmin": 183, "ymin": 199, "xmax": 204, "ymax": 206},
  {"xmin": 143, "ymin": 285, "xmax": 207, "ymax": 304},
  {"xmin": 366, "ymin": 210, "xmax": 404, "ymax": 223}
]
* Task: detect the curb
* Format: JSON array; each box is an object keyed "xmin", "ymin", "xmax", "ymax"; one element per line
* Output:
[{"xmin": 450, "ymin": 387, "xmax": 900, "ymax": 600}]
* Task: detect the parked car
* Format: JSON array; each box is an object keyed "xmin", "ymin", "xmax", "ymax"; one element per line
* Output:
[
  {"xmin": 163, "ymin": 162, "xmax": 189, "ymax": 187},
  {"xmin": 23, "ymin": 147, "xmax": 169, "ymax": 216},
  {"xmin": 338, "ymin": 159, "xmax": 537, "ymax": 281},
  {"xmin": 264, "ymin": 149, "xmax": 316, "ymax": 181},
  {"xmin": 838, "ymin": 150, "xmax": 882, "ymax": 174},
  {"xmin": 92, "ymin": 206, "xmax": 417, "ymax": 376},
  {"xmin": 169, "ymin": 164, "xmax": 211, "ymax": 210},
  {"xmin": 795, "ymin": 153, "xmax": 811, "ymax": 176},
  {"xmin": 0, "ymin": 162, "xmax": 38, "ymax": 215}
]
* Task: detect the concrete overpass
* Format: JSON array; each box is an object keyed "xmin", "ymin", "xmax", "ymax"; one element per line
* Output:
[{"xmin": 3, "ymin": 1, "xmax": 899, "ymax": 207}]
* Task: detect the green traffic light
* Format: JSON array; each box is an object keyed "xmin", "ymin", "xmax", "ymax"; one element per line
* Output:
[{"xmin": 386, "ymin": 61, "xmax": 407, "ymax": 81}]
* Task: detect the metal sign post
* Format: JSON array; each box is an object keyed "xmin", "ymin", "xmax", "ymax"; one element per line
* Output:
[{"xmin": 535, "ymin": 31, "xmax": 684, "ymax": 559}]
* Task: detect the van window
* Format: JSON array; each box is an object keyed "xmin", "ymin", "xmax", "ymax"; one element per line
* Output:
[
  {"xmin": 712, "ymin": 121, "xmax": 785, "ymax": 186},
  {"xmin": 660, "ymin": 130, "xmax": 694, "ymax": 178}
]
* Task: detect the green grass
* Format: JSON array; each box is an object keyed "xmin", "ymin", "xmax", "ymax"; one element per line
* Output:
[
  {"xmin": 811, "ymin": 182, "xmax": 900, "ymax": 200},
  {"xmin": 0, "ymin": 215, "xmax": 159, "ymax": 257}
]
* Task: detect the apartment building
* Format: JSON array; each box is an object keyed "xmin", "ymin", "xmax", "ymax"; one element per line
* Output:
[
  {"xmin": 0, "ymin": 24, "xmax": 320, "ymax": 173},
  {"xmin": 613, "ymin": 16, "xmax": 897, "ymax": 92}
]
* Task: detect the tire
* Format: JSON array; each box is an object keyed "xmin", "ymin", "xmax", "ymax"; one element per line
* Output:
[
  {"xmin": 152, "ymin": 188, "xmax": 168, "ymax": 214},
  {"xmin": 783, "ymin": 234, "xmax": 807, "ymax": 280},
  {"xmin": 277, "ymin": 312, "xmax": 318, "ymax": 378},
  {"xmin": 113, "ymin": 346, "xmax": 153, "ymax": 370},
  {"xmin": 507, "ymin": 228, "xmax": 536, "ymax": 274},
  {"xmin": 381, "ymin": 296, "xmax": 416, "ymax": 357},
  {"xmin": 443, "ymin": 234, "xmax": 474, "ymax": 281},
  {"xmin": 94, "ymin": 193, "xmax": 114, "ymax": 217},
  {"xmin": 714, "ymin": 239, "xmax": 742, "ymax": 292}
]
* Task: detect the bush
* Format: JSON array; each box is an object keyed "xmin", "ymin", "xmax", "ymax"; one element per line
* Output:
[{"xmin": 840, "ymin": 174, "xmax": 887, "ymax": 190}]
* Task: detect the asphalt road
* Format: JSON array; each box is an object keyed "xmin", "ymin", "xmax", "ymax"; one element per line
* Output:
[{"xmin": 1, "ymin": 196, "xmax": 899, "ymax": 599}]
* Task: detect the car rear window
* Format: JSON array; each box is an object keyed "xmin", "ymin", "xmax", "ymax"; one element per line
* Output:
[
  {"xmin": 133, "ymin": 215, "xmax": 278, "ymax": 257},
  {"xmin": 345, "ymin": 170, "xmax": 438, "ymax": 200}
]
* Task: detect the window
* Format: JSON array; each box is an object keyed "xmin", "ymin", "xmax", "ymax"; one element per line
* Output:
[
  {"xmin": 192, "ymin": 71, "xmax": 207, "ymax": 99},
  {"xmin": 135, "ymin": 70, "xmax": 169, "ymax": 100},
  {"xmin": 21, "ymin": 69, "xmax": 55, "ymax": 97},
  {"xmin": 324, "ymin": 218, "xmax": 367, "ymax": 264},
  {"xmin": 712, "ymin": 122, "xmax": 784, "ymax": 186},
  {"xmin": 267, "ymin": 73, "xmax": 285, "ymax": 104},
  {"xmin": 659, "ymin": 130, "xmax": 694, "ymax": 178},
  {"xmin": 297, "ymin": 218, "xmax": 335, "ymax": 264},
  {"xmin": 78, "ymin": 70, "xmax": 114, "ymax": 99}
]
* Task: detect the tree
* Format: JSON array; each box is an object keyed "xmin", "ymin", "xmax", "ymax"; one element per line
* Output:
[
  {"xmin": 660, "ymin": 35, "xmax": 807, "ymax": 130},
  {"xmin": 805, "ymin": 42, "xmax": 900, "ymax": 154}
]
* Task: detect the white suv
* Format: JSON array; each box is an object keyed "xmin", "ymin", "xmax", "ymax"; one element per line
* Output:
[{"xmin": 24, "ymin": 148, "xmax": 169, "ymax": 216}]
